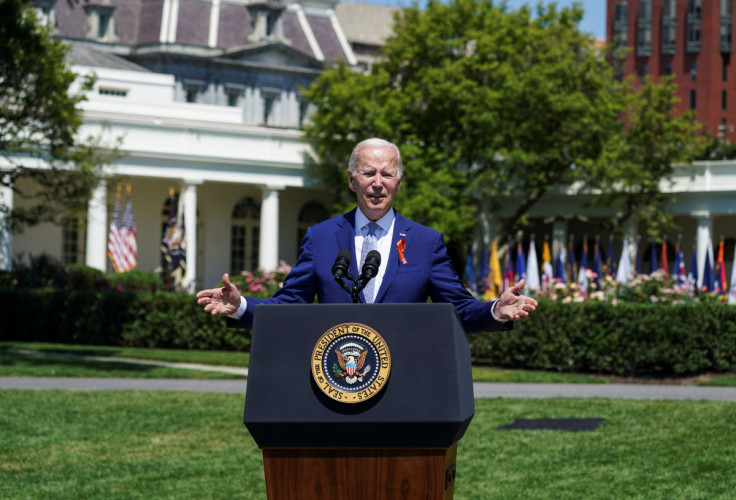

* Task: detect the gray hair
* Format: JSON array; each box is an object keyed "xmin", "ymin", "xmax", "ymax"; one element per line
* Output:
[{"xmin": 348, "ymin": 138, "xmax": 403, "ymax": 178}]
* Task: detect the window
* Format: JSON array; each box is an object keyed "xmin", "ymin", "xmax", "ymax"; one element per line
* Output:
[
  {"xmin": 261, "ymin": 87, "xmax": 281, "ymax": 126},
  {"xmin": 723, "ymin": 0, "xmax": 734, "ymax": 16},
  {"xmin": 690, "ymin": 60, "xmax": 698, "ymax": 81},
  {"xmin": 84, "ymin": 5, "xmax": 116, "ymax": 42},
  {"xmin": 687, "ymin": 0, "xmax": 702, "ymax": 52},
  {"xmin": 723, "ymin": 90, "xmax": 728, "ymax": 110},
  {"xmin": 665, "ymin": 62, "xmax": 673, "ymax": 76},
  {"xmin": 298, "ymin": 96, "xmax": 309, "ymax": 129},
  {"xmin": 724, "ymin": 55, "xmax": 730, "ymax": 81},
  {"xmin": 690, "ymin": 89, "xmax": 697, "ymax": 109},
  {"xmin": 33, "ymin": 1, "xmax": 55, "ymax": 27},
  {"xmin": 661, "ymin": 0, "xmax": 677, "ymax": 55},
  {"xmin": 62, "ymin": 217, "xmax": 85, "ymax": 265},
  {"xmin": 613, "ymin": 2, "xmax": 629, "ymax": 49},
  {"xmin": 231, "ymin": 197, "xmax": 260, "ymax": 274},
  {"xmin": 721, "ymin": 0, "xmax": 734, "ymax": 52},
  {"xmin": 225, "ymin": 85, "xmax": 243, "ymax": 107},
  {"xmin": 296, "ymin": 201, "xmax": 329, "ymax": 255},
  {"xmin": 182, "ymin": 80, "xmax": 204, "ymax": 104},
  {"xmin": 99, "ymin": 87, "xmax": 128, "ymax": 97},
  {"xmin": 636, "ymin": 0, "xmax": 652, "ymax": 57},
  {"xmin": 640, "ymin": 63, "xmax": 648, "ymax": 78}
]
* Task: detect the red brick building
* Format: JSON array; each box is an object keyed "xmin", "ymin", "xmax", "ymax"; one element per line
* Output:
[{"xmin": 607, "ymin": 0, "xmax": 734, "ymax": 140}]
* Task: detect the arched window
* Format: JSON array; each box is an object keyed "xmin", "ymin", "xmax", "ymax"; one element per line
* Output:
[
  {"xmin": 231, "ymin": 197, "xmax": 261, "ymax": 273},
  {"xmin": 297, "ymin": 201, "xmax": 329, "ymax": 254}
]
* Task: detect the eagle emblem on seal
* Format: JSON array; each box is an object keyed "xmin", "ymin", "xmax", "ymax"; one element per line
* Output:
[{"xmin": 333, "ymin": 342, "xmax": 371, "ymax": 384}]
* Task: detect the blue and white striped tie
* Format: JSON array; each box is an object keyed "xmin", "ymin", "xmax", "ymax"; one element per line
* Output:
[{"xmin": 360, "ymin": 222, "xmax": 379, "ymax": 303}]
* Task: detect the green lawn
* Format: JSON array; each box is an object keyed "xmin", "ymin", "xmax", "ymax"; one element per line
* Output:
[
  {"xmin": 0, "ymin": 342, "xmax": 250, "ymax": 367},
  {"xmin": 4, "ymin": 341, "xmax": 735, "ymax": 385},
  {"xmin": 0, "ymin": 347, "xmax": 244, "ymax": 379},
  {"xmin": 1, "ymin": 390, "xmax": 734, "ymax": 499}
]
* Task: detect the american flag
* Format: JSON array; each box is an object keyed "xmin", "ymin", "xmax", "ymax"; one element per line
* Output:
[{"xmin": 107, "ymin": 192, "xmax": 138, "ymax": 272}]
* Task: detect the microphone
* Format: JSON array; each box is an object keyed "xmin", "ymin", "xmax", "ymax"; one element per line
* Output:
[
  {"xmin": 332, "ymin": 249, "xmax": 352, "ymax": 280},
  {"xmin": 360, "ymin": 250, "xmax": 381, "ymax": 281}
]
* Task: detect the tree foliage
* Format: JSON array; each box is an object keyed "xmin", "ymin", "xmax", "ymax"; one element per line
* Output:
[
  {"xmin": 584, "ymin": 76, "xmax": 705, "ymax": 239},
  {"xmin": 0, "ymin": 0, "xmax": 117, "ymax": 232},
  {"xmin": 303, "ymin": 0, "xmax": 704, "ymax": 258}
]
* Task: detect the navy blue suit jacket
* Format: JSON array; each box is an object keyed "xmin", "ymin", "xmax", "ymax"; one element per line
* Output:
[{"xmin": 231, "ymin": 209, "xmax": 511, "ymax": 333}]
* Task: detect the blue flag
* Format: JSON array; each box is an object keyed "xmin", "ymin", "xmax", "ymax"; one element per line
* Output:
[
  {"xmin": 465, "ymin": 246, "xmax": 477, "ymax": 293},
  {"xmin": 703, "ymin": 251, "xmax": 714, "ymax": 292},
  {"xmin": 687, "ymin": 243, "xmax": 698, "ymax": 293},
  {"xmin": 554, "ymin": 251, "xmax": 566, "ymax": 283},
  {"xmin": 515, "ymin": 241, "xmax": 527, "ymax": 284},
  {"xmin": 649, "ymin": 241, "xmax": 658, "ymax": 274},
  {"xmin": 592, "ymin": 240, "xmax": 602, "ymax": 286},
  {"xmin": 606, "ymin": 236, "xmax": 616, "ymax": 276}
]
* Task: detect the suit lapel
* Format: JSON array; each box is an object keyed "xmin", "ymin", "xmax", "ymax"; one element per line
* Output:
[
  {"xmin": 374, "ymin": 210, "xmax": 413, "ymax": 303},
  {"xmin": 335, "ymin": 209, "xmax": 359, "ymax": 278}
]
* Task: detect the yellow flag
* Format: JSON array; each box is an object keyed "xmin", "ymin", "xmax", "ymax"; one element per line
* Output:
[
  {"xmin": 542, "ymin": 240, "xmax": 552, "ymax": 265},
  {"xmin": 485, "ymin": 239, "xmax": 502, "ymax": 300}
]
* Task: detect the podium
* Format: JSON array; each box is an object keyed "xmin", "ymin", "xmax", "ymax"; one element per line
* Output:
[{"xmin": 244, "ymin": 303, "xmax": 475, "ymax": 499}]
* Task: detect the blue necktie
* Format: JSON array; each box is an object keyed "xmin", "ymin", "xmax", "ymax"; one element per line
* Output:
[{"xmin": 360, "ymin": 222, "xmax": 379, "ymax": 303}]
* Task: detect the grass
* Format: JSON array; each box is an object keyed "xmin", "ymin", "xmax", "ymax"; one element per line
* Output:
[
  {"xmin": 1, "ymin": 390, "xmax": 735, "ymax": 499},
  {"xmin": 0, "ymin": 342, "xmax": 250, "ymax": 367},
  {"xmin": 0, "ymin": 348, "xmax": 245, "ymax": 380}
]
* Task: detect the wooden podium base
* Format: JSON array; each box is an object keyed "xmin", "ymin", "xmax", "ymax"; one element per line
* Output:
[{"xmin": 261, "ymin": 443, "xmax": 458, "ymax": 500}]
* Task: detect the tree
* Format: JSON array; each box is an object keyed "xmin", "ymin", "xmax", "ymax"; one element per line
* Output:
[
  {"xmin": 584, "ymin": 76, "xmax": 705, "ymax": 239},
  {"xmin": 303, "ymin": 0, "xmax": 702, "ymax": 261},
  {"xmin": 0, "ymin": 0, "xmax": 116, "ymax": 232}
]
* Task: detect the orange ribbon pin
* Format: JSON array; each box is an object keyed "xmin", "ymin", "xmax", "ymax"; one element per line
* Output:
[{"xmin": 397, "ymin": 239, "xmax": 407, "ymax": 265}]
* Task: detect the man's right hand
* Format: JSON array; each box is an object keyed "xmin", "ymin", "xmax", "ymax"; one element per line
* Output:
[{"xmin": 196, "ymin": 273, "xmax": 242, "ymax": 316}]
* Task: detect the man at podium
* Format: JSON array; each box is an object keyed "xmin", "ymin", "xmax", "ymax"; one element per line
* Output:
[{"xmin": 197, "ymin": 138, "xmax": 536, "ymax": 333}]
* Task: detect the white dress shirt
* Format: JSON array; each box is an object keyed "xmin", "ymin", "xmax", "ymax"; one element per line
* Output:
[{"xmin": 354, "ymin": 209, "xmax": 395, "ymax": 298}]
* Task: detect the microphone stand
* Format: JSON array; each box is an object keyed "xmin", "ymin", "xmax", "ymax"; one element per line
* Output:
[{"xmin": 334, "ymin": 273, "xmax": 371, "ymax": 304}]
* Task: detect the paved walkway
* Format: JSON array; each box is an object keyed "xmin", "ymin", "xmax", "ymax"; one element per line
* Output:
[
  {"xmin": 2, "ymin": 377, "xmax": 736, "ymax": 401},
  {"xmin": 4, "ymin": 352, "xmax": 736, "ymax": 401}
]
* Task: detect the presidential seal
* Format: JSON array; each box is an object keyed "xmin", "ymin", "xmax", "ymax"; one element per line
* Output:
[{"xmin": 311, "ymin": 322, "xmax": 391, "ymax": 403}]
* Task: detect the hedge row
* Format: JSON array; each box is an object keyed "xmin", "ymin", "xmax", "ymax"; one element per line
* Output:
[
  {"xmin": 0, "ymin": 289, "xmax": 249, "ymax": 351},
  {"xmin": 469, "ymin": 301, "xmax": 736, "ymax": 376},
  {"xmin": 2, "ymin": 289, "xmax": 735, "ymax": 376}
]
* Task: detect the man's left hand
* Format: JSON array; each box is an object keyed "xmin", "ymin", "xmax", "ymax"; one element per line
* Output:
[{"xmin": 495, "ymin": 279, "xmax": 538, "ymax": 321}]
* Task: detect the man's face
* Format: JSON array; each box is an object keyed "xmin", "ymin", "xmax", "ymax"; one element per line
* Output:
[{"xmin": 348, "ymin": 145, "xmax": 402, "ymax": 221}]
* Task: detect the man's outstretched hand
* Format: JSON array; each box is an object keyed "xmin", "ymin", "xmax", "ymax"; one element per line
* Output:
[
  {"xmin": 196, "ymin": 273, "xmax": 242, "ymax": 316},
  {"xmin": 494, "ymin": 279, "xmax": 538, "ymax": 321}
]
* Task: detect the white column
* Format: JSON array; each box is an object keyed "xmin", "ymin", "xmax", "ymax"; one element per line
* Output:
[
  {"xmin": 208, "ymin": 0, "xmax": 220, "ymax": 48},
  {"xmin": 0, "ymin": 174, "xmax": 13, "ymax": 271},
  {"xmin": 85, "ymin": 180, "xmax": 108, "ymax": 272},
  {"xmin": 159, "ymin": 0, "xmax": 172, "ymax": 42},
  {"xmin": 183, "ymin": 180, "xmax": 201, "ymax": 293},
  {"xmin": 259, "ymin": 185, "xmax": 283, "ymax": 272},
  {"xmin": 552, "ymin": 221, "xmax": 566, "ymax": 266},
  {"xmin": 623, "ymin": 219, "xmax": 638, "ymax": 271},
  {"xmin": 693, "ymin": 211, "xmax": 713, "ymax": 288},
  {"xmin": 167, "ymin": 0, "xmax": 180, "ymax": 43}
]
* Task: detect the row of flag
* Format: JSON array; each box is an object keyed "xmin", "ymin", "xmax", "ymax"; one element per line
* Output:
[
  {"xmin": 465, "ymin": 236, "xmax": 736, "ymax": 304},
  {"xmin": 107, "ymin": 187, "xmax": 188, "ymax": 290}
]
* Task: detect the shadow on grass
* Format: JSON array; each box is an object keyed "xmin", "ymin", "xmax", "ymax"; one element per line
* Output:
[{"xmin": 0, "ymin": 350, "xmax": 164, "ymax": 373}]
